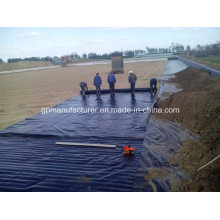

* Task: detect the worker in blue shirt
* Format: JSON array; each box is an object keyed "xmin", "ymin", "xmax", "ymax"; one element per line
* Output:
[
  {"xmin": 94, "ymin": 72, "xmax": 102, "ymax": 98},
  {"xmin": 150, "ymin": 78, "xmax": 157, "ymax": 94},
  {"xmin": 107, "ymin": 72, "xmax": 116, "ymax": 95}
]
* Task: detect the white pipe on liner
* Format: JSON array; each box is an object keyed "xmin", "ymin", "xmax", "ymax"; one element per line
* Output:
[
  {"xmin": 197, "ymin": 155, "xmax": 220, "ymax": 171},
  {"xmin": 56, "ymin": 142, "xmax": 116, "ymax": 148}
]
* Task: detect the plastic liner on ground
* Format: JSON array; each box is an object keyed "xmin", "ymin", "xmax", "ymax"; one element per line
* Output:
[
  {"xmin": 0, "ymin": 93, "xmax": 153, "ymax": 139},
  {"xmin": 161, "ymin": 59, "xmax": 188, "ymax": 76},
  {"xmin": 0, "ymin": 60, "xmax": 196, "ymax": 191},
  {"xmin": 0, "ymin": 93, "xmax": 154, "ymax": 191},
  {"xmin": 133, "ymin": 117, "xmax": 196, "ymax": 191},
  {"xmin": 133, "ymin": 59, "xmax": 196, "ymax": 191},
  {"xmin": 86, "ymin": 88, "xmax": 150, "ymax": 94},
  {"xmin": 157, "ymin": 59, "xmax": 188, "ymax": 100}
]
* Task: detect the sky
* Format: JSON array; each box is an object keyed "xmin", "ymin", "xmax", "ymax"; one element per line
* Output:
[{"xmin": 0, "ymin": 27, "xmax": 220, "ymax": 61}]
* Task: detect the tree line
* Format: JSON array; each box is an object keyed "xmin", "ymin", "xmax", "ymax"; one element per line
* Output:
[
  {"xmin": 146, "ymin": 43, "xmax": 185, "ymax": 54},
  {"xmin": 1, "ymin": 42, "xmax": 219, "ymax": 64},
  {"xmin": 188, "ymin": 42, "xmax": 220, "ymax": 57},
  {"xmin": 7, "ymin": 56, "xmax": 55, "ymax": 63}
]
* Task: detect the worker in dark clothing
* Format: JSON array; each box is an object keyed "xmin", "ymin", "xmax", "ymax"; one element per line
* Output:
[
  {"xmin": 128, "ymin": 70, "xmax": 137, "ymax": 95},
  {"xmin": 150, "ymin": 78, "xmax": 157, "ymax": 94},
  {"xmin": 80, "ymin": 82, "xmax": 88, "ymax": 96},
  {"xmin": 107, "ymin": 72, "xmax": 116, "ymax": 95},
  {"xmin": 94, "ymin": 72, "xmax": 102, "ymax": 98}
]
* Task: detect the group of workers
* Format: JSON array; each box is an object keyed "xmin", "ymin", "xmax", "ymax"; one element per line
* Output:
[{"xmin": 80, "ymin": 71, "xmax": 157, "ymax": 98}]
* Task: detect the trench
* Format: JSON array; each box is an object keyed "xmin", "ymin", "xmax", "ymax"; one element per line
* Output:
[
  {"xmin": 0, "ymin": 59, "xmax": 195, "ymax": 191},
  {"xmin": 133, "ymin": 60, "xmax": 195, "ymax": 191}
]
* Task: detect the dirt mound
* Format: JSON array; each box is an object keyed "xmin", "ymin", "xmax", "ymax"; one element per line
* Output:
[{"xmin": 154, "ymin": 67, "xmax": 220, "ymax": 191}]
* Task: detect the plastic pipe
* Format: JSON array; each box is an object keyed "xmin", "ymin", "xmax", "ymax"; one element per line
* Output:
[{"xmin": 56, "ymin": 142, "xmax": 116, "ymax": 148}]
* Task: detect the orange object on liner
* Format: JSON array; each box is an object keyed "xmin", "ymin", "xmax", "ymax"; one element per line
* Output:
[{"xmin": 123, "ymin": 145, "xmax": 135, "ymax": 155}]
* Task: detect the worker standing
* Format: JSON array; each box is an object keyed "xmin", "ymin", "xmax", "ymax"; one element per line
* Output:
[
  {"xmin": 128, "ymin": 70, "xmax": 137, "ymax": 95},
  {"xmin": 150, "ymin": 78, "xmax": 157, "ymax": 94},
  {"xmin": 79, "ymin": 82, "xmax": 88, "ymax": 96},
  {"xmin": 94, "ymin": 72, "xmax": 102, "ymax": 98},
  {"xmin": 107, "ymin": 71, "xmax": 116, "ymax": 95}
]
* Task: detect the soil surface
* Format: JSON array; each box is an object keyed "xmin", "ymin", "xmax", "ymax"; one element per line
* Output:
[
  {"xmin": 154, "ymin": 67, "xmax": 220, "ymax": 191},
  {"xmin": 0, "ymin": 60, "xmax": 166, "ymax": 130},
  {"xmin": 0, "ymin": 59, "xmax": 102, "ymax": 72},
  {"xmin": 0, "ymin": 61, "xmax": 53, "ymax": 71}
]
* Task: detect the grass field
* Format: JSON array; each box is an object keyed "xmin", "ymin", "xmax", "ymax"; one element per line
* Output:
[
  {"xmin": 189, "ymin": 55, "xmax": 220, "ymax": 70},
  {"xmin": 194, "ymin": 55, "xmax": 220, "ymax": 65}
]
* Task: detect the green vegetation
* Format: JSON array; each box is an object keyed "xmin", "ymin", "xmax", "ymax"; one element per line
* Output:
[
  {"xmin": 192, "ymin": 55, "xmax": 220, "ymax": 65},
  {"xmin": 187, "ymin": 55, "xmax": 220, "ymax": 70}
]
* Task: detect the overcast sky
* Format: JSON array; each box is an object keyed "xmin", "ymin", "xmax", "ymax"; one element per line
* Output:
[{"xmin": 0, "ymin": 27, "xmax": 220, "ymax": 61}]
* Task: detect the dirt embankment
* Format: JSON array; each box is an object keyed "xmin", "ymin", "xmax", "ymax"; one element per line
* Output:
[{"xmin": 154, "ymin": 67, "xmax": 220, "ymax": 191}]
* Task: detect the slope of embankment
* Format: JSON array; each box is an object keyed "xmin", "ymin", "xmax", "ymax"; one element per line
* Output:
[{"xmin": 154, "ymin": 66, "xmax": 220, "ymax": 191}]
